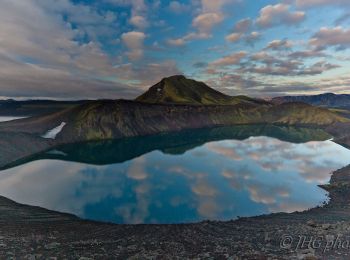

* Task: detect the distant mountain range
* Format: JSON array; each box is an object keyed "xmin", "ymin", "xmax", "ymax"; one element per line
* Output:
[{"xmin": 272, "ymin": 93, "xmax": 350, "ymax": 109}]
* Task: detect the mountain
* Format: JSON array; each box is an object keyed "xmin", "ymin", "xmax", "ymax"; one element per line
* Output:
[
  {"xmin": 0, "ymin": 100, "xmax": 88, "ymax": 116},
  {"xmin": 0, "ymin": 76, "xmax": 348, "ymax": 147},
  {"xmin": 272, "ymin": 93, "xmax": 350, "ymax": 109},
  {"xmin": 136, "ymin": 75, "xmax": 267, "ymax": 105}
]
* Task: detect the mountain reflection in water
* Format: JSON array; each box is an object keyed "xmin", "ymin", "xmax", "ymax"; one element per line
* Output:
[{"xmin": 0, "ymin": 125, "xmax": 349, "ymax": 224}]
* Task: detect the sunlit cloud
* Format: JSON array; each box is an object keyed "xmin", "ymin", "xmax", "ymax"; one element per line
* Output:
[
  {"xmin": 121, "ymin": 31, "xmax": 147, "ymax": 60},
  {"xmin": 256, "ymin": 4, "xmax": 305, "ymax": 28},
  {"xmin": 310, "ymin": 27, "xmax": 350, "ymax": 51}
]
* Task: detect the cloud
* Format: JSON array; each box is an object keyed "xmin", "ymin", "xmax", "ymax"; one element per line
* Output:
[
  {"xmin": 0, "ymin": 55, "xmax": 136, "ymax": 99},
  {"xmin": 200, "ymin": 0, "xmax": 232, "ymax": 12},
  {"xmin": 310, "ymin": 26, "xmax": 350, "ymax": 50},
  {"xmin": 1, "ymin": 0, "xmax": 348, "ymax": 99},
  {"xmin": 233, "ymin": 18, "xmax": 252, "ymax": 33},
  {"xmin": 288, "ymin": 49, "xmax": 326, "ymax": 59},
  {"xmin": 296, "ymin": 0, "xmax": 350, "ymax": 7},
  {"xmin": 0, "ymin": 1, "xmax": 115, "ymax": 66},
  {"xmin": 192, "ymin": 180, "xmax": 217, "ymax": 197},
  {"xmin": 114, "ymin": 60, "xmax": 181, "ymax": 87},
  {"xmin": 206, "ymin": 73, "xmax": 271, "ymax": 95},
  {"xmin": 242, "ymin": 51, "xmax": 339, "ymax": 76},
  {"xmin": 127, "ymin": 157, "xmax": 148, "ymax": 180},
  {"xmin": 108, "ymin": 0, "xmax": 150, "ymax": 32},
  {"xmin": 168, "ymin": 0, "xmax": 231, "ymax": 47},
  {"xmin": 128, "ymin": 0, "xmax": 149, "ymax": 31},
  {"xmin": 225, "ymin": 33, "xmax": 242, "ymax": 43},
  {"xmin": 265, "ymin": 39, "xmax": 293, "ymax": 50},
  {"xmin": 168, "ymin": 1, "xmax": 190, "ymax": 14},
  {"xmin": 167, "ymin": 38, "xmax": 187, "ymax": 47},
  {"xmin": 245, "ymin": 61, "xmax": 338, "ymax": 76},
  {"xmin": 0, "ymin": 0, "xmax": 183, "ymax": 99},
  {"xmin": 192, "ymin": 12, "xmax": 224, "ymax": 34},
  {"xmin": 207, "ymin": 143, "xmax": 243, "ymax": 161},
  {"xmin": 209, "ymin": 51, "xmax": 247, "ymax": 67},
  {"xmin": 129, "ymin": 15, "xmax": 149, "ymax": 29},
  {"xmin": 0, "ymin": 0, "xmax": 144, "ymax": 99},
  {"xmin": 167, "ymin": 32, "xmax": 211, "ymax": 47},
  {"xmin": 257, "ymin": 4, "xmax": 305, "ymax": 28},
  {"xmin": 121, "ymin": 31, "xmax": 146, "ymax": 60},
  {"xmin": 225, "ymin": 18, "xmax": 260, "ymax": 45},
  {"xmin": 245, "ymin": 32, "xmax": 262, "ymax": 45},
  {"xmin": 305, "ymin": 76, "xmax": 350, "ymax": 94},
  {"xmin": 248, "ymin": 184, "xmax": 277, "ymax": 204},
  {"xmin": 251, "ymin": 51, "xmax": 280, "ymax": 64}
]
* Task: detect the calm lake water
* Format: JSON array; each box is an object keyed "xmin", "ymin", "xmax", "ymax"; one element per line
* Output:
[{"xmin": 0, "ymin": 126, "xmax": 350, "ymax": 224}]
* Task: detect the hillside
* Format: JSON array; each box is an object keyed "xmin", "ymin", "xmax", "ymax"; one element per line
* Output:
[
  {"xmin": 68, "ymin": 101, "xmax": 347, "ymax": 141},
  {"xmin": 272, "ymin": 93, "xmax": 350, "ymax": 109},
  {"xmin": 136, "ymin": 75, "xmax": 267, "ymax": 105},
  {"xmin": 0, "ymin": 99, "xmax": 346, "ymax": 145}
]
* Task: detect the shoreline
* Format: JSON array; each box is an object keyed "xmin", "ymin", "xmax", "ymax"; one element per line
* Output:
[
  {"xmin": 1, "ymin": 165, "xmax": 350, "ymax": 259},
  {"xmin": 0, "ymin": 122, "xmax": 341, "ymax": 170}
]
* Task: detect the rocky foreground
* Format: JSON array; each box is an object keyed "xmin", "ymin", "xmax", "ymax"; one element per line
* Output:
[{"xmin": 1, "ymin": 165, "xmax": 350, "ymax": 259}]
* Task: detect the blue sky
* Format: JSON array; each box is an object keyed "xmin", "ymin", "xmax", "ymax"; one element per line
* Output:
[{"xmin": 1, "ymin": 0, "xmax": 350, "ymax": 99}]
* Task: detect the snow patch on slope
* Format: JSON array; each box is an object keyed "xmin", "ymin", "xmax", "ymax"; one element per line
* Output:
[{"xmin": 42, "ymin": 122, "xmax": 66, "ymax": 139}]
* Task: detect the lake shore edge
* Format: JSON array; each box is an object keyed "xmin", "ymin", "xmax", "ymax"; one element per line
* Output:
[{"xmin": 1, "ymin": 164, "xmax": 350, "ymax": 259}]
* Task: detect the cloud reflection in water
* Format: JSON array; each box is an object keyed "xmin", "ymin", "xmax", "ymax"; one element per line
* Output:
[{"xmin": 0, "ymin": 137, "xmax": 349, "ymax": 224}]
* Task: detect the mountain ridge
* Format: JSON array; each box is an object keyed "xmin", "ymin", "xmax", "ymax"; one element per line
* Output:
[
  {"xmin": 272, "ymin": 93, "xmax": 350, "ymax": 108},
  {"xmin": 136, "ymin": 75, "xmax": 268, "ymax": 106}
]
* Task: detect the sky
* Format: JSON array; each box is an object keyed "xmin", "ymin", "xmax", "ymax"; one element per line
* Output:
[{"xmin": 1, "ymin": 0, "xmax": 350, "ymax": 100}]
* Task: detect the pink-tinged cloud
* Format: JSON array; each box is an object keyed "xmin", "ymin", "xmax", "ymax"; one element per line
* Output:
[
  {"xmin": 209, "ymin": 51, "xmax": 247, "ymax": 67},
  {"xmin": 310, "ymin": 27, "xmax": 350, "ymax": 50},
  {"xmin": 257, "ymin": 4, "xmax": 305, "ymax": 28}
]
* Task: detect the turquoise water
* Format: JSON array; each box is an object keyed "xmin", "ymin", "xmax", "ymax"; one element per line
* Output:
[{"xmin": 0, "ymin": 126, "xmax": 349, "ymax": 224}]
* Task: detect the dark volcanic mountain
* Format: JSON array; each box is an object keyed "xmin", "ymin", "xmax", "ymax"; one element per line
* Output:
[
  {"xmin": 272, "ymin": 93, "xmax": 350, "ymax": 109},
  {"xmin": 136, "ymin": 75, "xmax": 267, "ymax": 105}
]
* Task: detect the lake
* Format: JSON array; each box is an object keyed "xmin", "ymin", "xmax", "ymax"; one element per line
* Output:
[{"xmin": 0, "ymin": 125, "xmax": 349, "ymax": 224}]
